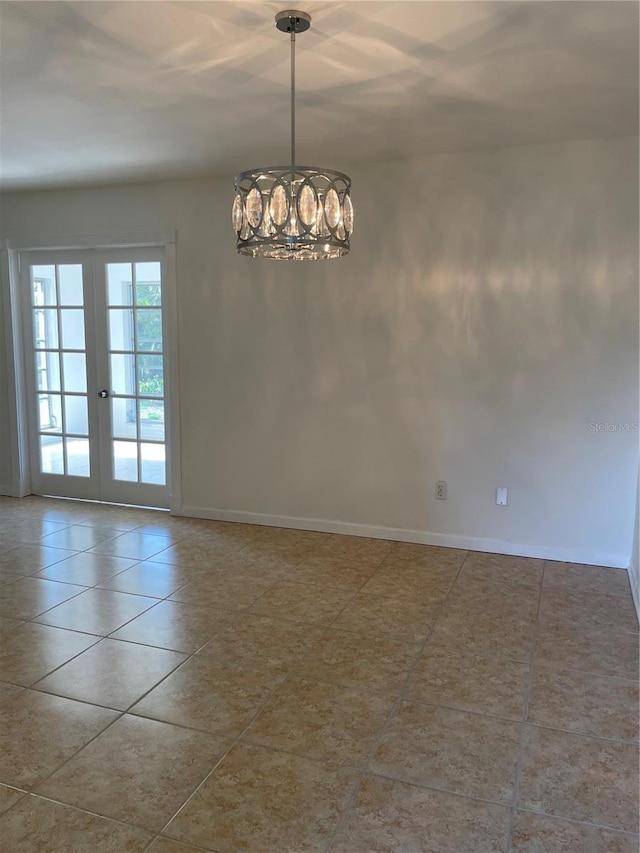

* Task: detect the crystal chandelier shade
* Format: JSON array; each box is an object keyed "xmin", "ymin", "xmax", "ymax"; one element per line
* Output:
[
  {"xmin": 233, "ymin": 166, "xmax": 352, "ymax": 259},
  {"xmin": 232, "ymin": 11, "xmax": 353, "ymax": 260}
]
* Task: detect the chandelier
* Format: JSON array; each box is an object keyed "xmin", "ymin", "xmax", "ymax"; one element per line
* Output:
[{"xmin": 232, "ymin": 10, "xmax": 353, "ymax": 260}]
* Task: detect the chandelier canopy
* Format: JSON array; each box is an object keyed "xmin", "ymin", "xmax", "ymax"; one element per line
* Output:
[{"xmin": 232, "ymin": 10, "xmax": 353, "ymax": 260}]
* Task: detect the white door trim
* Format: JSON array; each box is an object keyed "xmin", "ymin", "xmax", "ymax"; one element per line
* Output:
[
  {"xmin": 163, "ymin": 241, "xmax": 182, "ymax": 515},
  {"xmin": 2, "ymin": 232, "xmax": 181, "ymax": 510},
  {"xmin": 0, "ymin": 248, "xmax": 30, "ymax": 496},
  {"xmin": 6, "ymin": 230, "xmax": 176, "ymax": 250}
]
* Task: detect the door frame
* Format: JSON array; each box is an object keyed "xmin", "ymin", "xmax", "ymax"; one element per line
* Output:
[
  {"xmin": 20, "ymin": 248, "xmax": 99, "ymax": 501},
  {"xmin": 2, "ymin": 230, "xmax": 182, "ymax": 513}
]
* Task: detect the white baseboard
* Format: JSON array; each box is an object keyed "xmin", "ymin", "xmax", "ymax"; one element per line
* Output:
[
  {"xmin": 628, "ymin": 561, "xmax": 639, "ymax": 619},
  {"xmin": 178, "ymin": 505, "xmax": 629, "ymax": 569}
]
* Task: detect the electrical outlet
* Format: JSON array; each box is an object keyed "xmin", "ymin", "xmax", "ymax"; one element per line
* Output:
[
  {"xmin": 436, "ymin": 481, "xmax": 447, "ymax": 500},
  {"xmin": 496, "ymin": 487, "xmax": 508, "ymax": 506}
]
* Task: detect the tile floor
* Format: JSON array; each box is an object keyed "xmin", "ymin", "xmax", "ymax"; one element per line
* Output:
[{"xmin": 0, "ymin": 495, "xmax": 637, "ymax": 852}]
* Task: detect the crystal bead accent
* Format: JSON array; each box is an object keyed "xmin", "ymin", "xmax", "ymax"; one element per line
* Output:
[
  {"xmin": 298, "ymin": 184, "xmax": 317, "ymax": 226},
  {"xmin": 232, "ymin": 193, "xmax": 243, "ymax": 232},
  {"xmin": 324, "ymin": 187, "xmax": 340, "ymax": 228},
  {"xmin": 232, "ymin": 166, "xmax": 352, "ymax": 260},
  {"xmin": 246, "ymin": 188, "xmax": 263, "ymax": 228},
  {"xmin": 270, "ymin": 184, "xmax": 288, "ymax": 226},
  {"xmin": 343, "ymin": 193, "xmax": 354, "ymax": 235}
]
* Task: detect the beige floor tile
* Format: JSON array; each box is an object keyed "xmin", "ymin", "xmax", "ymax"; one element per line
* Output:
[
  {"xmin": 35, "ymin": 638, "xmax": 187, "ymax": 710},
  {"xmin": 371, "ymin": 701, "xmax": 521, "ymax": 803},
  {"xmin": 0, "ymin": 567, "xmax": 29, "ymax": 584},
  {"xmin": 279, "ymin": 528, "xmax": 336, "ymax": 549},
  {"xmin": 243, "ymin": 526, "xmax": 325, "ymax": 550},
  {"xmin": 111, "ymin": 600, "xmax": 235, "ymax": 653},
  {"xmin": 34, "ymin": 588, "xmax": 160, "ymax": 635},
  {"xmin": 7, "ymin": 519, "xmax": 70, "ymax": 544},
  {"xmin": 153, "ymin": 540, "xmax": 241, "ymax": 569},
  {"xmin": 331, "ymin": 775, "xmax": 510, "ymax": 853},
  {"xmin": 360, "ymin": 564, "xmax": 456, "ymax": 604},
  {"xmin": 299, "ymin": 629, "xmax": 421, "ymax": 694},
  {"xmin": 0, "ymin": 536, "xmax": 30, "ymax": 553},
  {"xmin": 0, "ymin": 577, "xmax": 85, "ymax": 620},
  {"xmin": 286, "ymin": 554, "xmax": 379, "ymax": 590},
  {"xmin": 96, "ymin": 561, "xmax": 194, "ymax": 598},
  {"xmin": 427, "ymin": 608, "xmax": 536, "ymax": 660},
  {"xmin": 0, "ymin": 795, "xmax": 152, "ymax": 852},
  {"xmin": 237, "ymin": 538, "xmax": 316, "ymax": 566},
  {"xmin": 189, "ymin": 521, "xmax": 268, "ymax": 550},
  {"xmin": 528, "ymin": 665, "xmax": 639, "ymax": 741},
  {"xmin": 89, "ymin": 531, "xmax": 174, "ymax": 561},
  {"xmin": 245, "ymin": 677, "xmax": 393, "ymax": 765},
  {"xmin": 249, "ymin": 581, "xmax": 352, "ymax": 625},
  {"xmin": 1, "ymin": 497, "xmax": 637, "ymax": 852},
  {"xmin": 446, "ymin": 580, "xmax": 540, "ymax": 618},
  {"xmin": 131, "ymin": 654, "xmax": 281, "ymax": 736},
  {"xmin": 405, "ymin": 646, "xmax": 530, "ymax": 720},
  {"xmin": 510, "ymin": 811, "xmax": 639, "ymax": 852},
  {"xmin": 164, "ymin": 742, "xmax": 358, "ymax": 852},
  {"xmin": 0, "ymin": 615, "xmax": 24, "ymax": 632},
  {"xmin": 332, "ymin": 592, "xmax": 438, "ymax": 641},
  {"xmin": 384, "ymin": 543, "xmax": 467, "ymax": 570},
  {"xmin": 457, "ymin": 552, "xmax": 543, "ymax": 587},
  {"xmin": 26, "ymin": 499, "xmax": 96, "ymax": 524},
  {"xmin": 539, "ymin": 587, "xmax": 638, "ymax": 634},
  {"xmin": 131, "ymin": 515, "xmax": 213, "ymax": 538},
  {"xmin": 315, "ymin": 535, "xmax": 394, "ymax": 564},
  {"xmin": 543, "ymin": 561, "xmax": 632, "ymax": 598},
  {"xmin": 67, "ymin": 503, "xmax": 150, "ymax": 530},
  {"xmin": 535, "ymin": 620, "xmax": 639, "ymax": 679},
  {"xmin": 0, "ymin": 622, "xmax": 100, "ymax": 686},
  {"xmin": 194, "ymin": 549, "xmax": 289, "ymax": 583},
  {"xmin": 0, "ymin": 783, "xmax": 25, "ymax": 815},
  {"xmin": 33, "ymin": 552, "xmax": 139, "ymax": 586},
  {"xmin": 197, "ymin": 613, "xmax": 324, "ymax": 676},
  {"xmin": 168, "ymin": 575, "xmax": 274, "ymax": 609},
  {"xmin": 518, "ymin": 725, "xmax": 639, "ymax": 831},
  {"xmin": 316, "ymin": 533, "xmax": 394, "ymax": 568},
  {"xmin": 0, "ymin": 687, "xmax": 118, "ymax": 789},
  {"xmin": 0, "ymin": 680, "xmax": 23, "ymax": 699},
  {"xmin": 0, "ymin": 544, "xmax": 79, "ymax": 575},
  {"xmin": 38, "ymin": 525, "xmax": 123, "ymax": 552},
  {"xmin": 37, "ymin": 714, "xmax": 229, "ymax": 830},
  {"xmin": 146, "ymin": 839, "xmax": 206, "ymax": 853}
]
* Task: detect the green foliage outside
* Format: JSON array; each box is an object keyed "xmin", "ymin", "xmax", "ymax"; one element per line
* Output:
[{"xmin": 135, "ymin": 283, "xmax": 163, "ymax": 419}]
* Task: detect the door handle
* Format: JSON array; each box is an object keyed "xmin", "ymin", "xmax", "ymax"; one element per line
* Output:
[{"xmin": 97, "ymin": 389, "xmax": 110, "ymax": 398}]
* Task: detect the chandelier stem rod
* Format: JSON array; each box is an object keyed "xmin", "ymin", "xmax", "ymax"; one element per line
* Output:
[{"xmin": 290, "ymin": 25, "xmax": 296, "ymax": 170}]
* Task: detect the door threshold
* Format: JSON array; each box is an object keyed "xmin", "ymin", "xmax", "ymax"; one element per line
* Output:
[{"xmin": 39, "ymin": 494, "xmax": 169, "ymax": 513}]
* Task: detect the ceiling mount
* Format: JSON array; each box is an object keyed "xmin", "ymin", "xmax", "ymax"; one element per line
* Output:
[{"xmin": 275, "ymin": 10, "xmax": 311, "ymax": 34}]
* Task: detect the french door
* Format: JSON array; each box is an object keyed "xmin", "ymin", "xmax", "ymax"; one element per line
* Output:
[{"xmin": 21, "ymin": 247, "xmax": 170, "ymax": 508}]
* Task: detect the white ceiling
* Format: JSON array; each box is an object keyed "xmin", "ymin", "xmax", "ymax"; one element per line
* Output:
[{"xmin": 1, "ymin": 1, "xmax": 637, "ymax": 191}]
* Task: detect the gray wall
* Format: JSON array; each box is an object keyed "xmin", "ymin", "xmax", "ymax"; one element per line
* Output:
[
  {"xmin": 1, "ymin": 135, "xmax": 638, "ymax": 565},
  {"xmin": 0, "ymin": 274, "xmax": 12, "ymax": 491}
]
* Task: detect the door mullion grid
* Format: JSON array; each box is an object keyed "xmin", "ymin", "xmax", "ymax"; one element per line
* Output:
[
  {"xmin": 74, "ymin": 263, "xmax": 91, "ymax": 481},
  {"xmin": 53, "ymin": 264, "xmax": 69, "ymax": 475},
  {"xmin": 90, "ymin": 252, "xmax": 110, "ymax": 496},
  {"xmin": 131, "ymin": 263, "xmax": 141, "ymax": 483},
  {"xmin": 21, "ymin": 247, "xmax": 169, "ymax": 507}
]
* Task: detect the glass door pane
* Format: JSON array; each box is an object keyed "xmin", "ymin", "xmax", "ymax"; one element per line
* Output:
[
  {"xmin": 97, "ymin": 249, "xmax": 169, "ymax": 507},
  {"xmin": 24, "ymin": 254, "xmax": 99, "ymax": 501}
]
